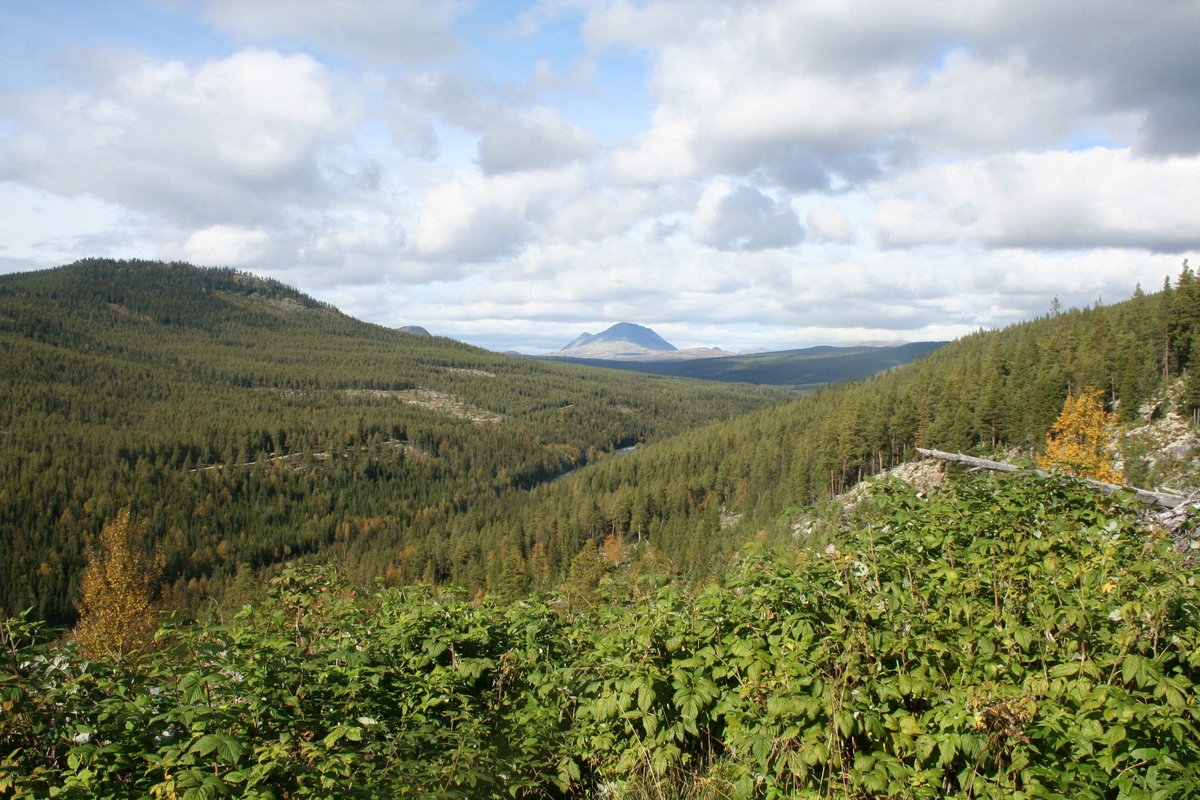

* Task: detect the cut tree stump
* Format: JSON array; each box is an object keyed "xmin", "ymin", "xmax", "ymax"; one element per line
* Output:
[{"xmin": 915, "ymin": 447, "xmax": 1185, "ymax": 509}]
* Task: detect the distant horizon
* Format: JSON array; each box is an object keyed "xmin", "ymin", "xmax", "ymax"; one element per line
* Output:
[
  {"xmin": 505, "ymin": 320, "xmax": 922, "ymax": 357},
  {"xmin": 0, "ymin": 255, "xmax": 1074, "ymax": 355}
]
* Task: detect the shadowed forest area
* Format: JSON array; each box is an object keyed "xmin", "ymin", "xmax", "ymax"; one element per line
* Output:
[{"xmin": 542, "ymin": 340, "xmax": 946, "ymax": 389}]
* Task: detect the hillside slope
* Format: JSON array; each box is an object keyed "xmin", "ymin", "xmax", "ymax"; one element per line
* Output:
[
  {"xmin": 0, "ymin": 259, "xmax": 787, "ymax": 622},
  {"xmin": 368, "ymin": 277, "xmax": 1192, "ymax": 590}
]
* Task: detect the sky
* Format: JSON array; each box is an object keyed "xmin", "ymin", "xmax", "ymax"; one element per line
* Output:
[{"xmin": 2, "ymin": 1, "xmax": 1199, "ymax": 353}]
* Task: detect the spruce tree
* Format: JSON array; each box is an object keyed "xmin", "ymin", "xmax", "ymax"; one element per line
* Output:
[{"xmin": 1183, "ymin": 344, "xmax": 1200, "ymax": 424}]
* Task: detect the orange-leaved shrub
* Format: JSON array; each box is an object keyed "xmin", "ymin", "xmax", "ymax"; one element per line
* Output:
[
  {"xmin": 1040, "ymin": 387, "xmax": 1123, "ymax": 484},
  {"xmin": 73, "ymin": 509, "xmax": 161, "ymax": 662}
]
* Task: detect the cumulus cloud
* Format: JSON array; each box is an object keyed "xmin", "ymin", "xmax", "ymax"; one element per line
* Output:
[
  {"xmin": 975, "ymin": 1, "xmax": 1200, "ymax": 155},
  {"xmin": 806, "ymin": 202, "xmax": 855, "ymax": 243},
  {"xmin": 0, "ymin": 48, "xmax": 352, "ymax": 225},
  {"xmin": 388, "ymin": 71, "xmax": 598, "ymax": 174},
  {"xmin": 178, "ymin": 224, "xmax": 273, "ymax": 266},
  {"xmin": 388, "ymin": 104, "xmax": 440, "ymax": 161},
  {"xmin": 477, "ymin": 107, "xmax": 597, "ymax": 174},
  {"xmin": 872, "ymin": 149, "xmax": 1200, "ymax": 252},
  {"xmin": 592, "ymin": 0, "xmax": 1193, "ymax": 189},
  {"xmin": 411, "ymin": 168, "xmax": 585, "ymax": 263},
  {"xmin": 691, "ymin": 183, "xmax": 803, "ymax": 251},
  {"xmin": 4, "ymin": 1, "xmax": 1199, "ymax": 352},
  {"xmin": 360, "ymin": 236, "xmax": 1170, "ymax": 353},
  {"xmin": 0, "ymin": 48, "xmax": 433, "ymax": 283},
  {"xmin": 522, "ymin": 59, "xmax": 598, "ymax": 100},
  {"xmin": 204, "ymin": 0, "xmax": 461, "ymax": 63}
]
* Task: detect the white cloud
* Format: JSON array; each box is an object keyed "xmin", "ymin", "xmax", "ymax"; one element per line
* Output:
[
  {"xmin": 388, "ymin": 104, "xmax": 439, "ymax": 161},
  {"xmin": 0, "ymin": 48, "xmax": 352, "ymax": 224},
  {"xmin": 204, "ymin": 0, "xmax": 461, "ymax": 63},
  {"xmin": 591, "ymin": 0, "xmax": 1186, "ymax": 190},
  {"xmin": 609, "ymin": 46, "xmax": 1107, "ymax": 190},
  {"xmin": 386, "ymin": 71, "xmax": 600, "ymax": 175},
  {"xmin": 408, "ymin": 162, "xmax": 691, "ymax": 266},
  {"xmin": 178, "ymin": 225, "xmax": 272, "ymax": 266},
  {"xmin": 609, "ymin": 118, "xmax": 697, "ymax": 184},
  {"xmin": 350, "ymin": 237, "xmax": 1170, "ymax": 353},
  {"xmin": 691, "ymin": 182, "xmax": 803, "ymax": 251},
  {"xmin": 411, "ymin": 168, "xmax": 584, "ymax": 263},
  {"xmin": 806, "ymin": 202, "xmax": 855, "ymax": 243},
  {"xmin": 478, "ymin": 106, "xmax": 597, "ymax": 174},
  {"xmin": 872, "ymin": 149, "xmax": 1200, "ymax": 252},
  {"xmin": 4, "ymin": 1, "xmax": 1200, "ymax": 353},
  {"xmin": 523, "ymin": 59, "xmax": 597, "ymax": 100}
]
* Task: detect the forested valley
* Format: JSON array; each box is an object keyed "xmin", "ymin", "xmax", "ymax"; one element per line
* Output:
[
  {"xmin": 6, "ymin": 260, "xmax": 1200, "ymax": 619},
  {"xmin": 0, "ymin": 260, "xmax": 786, "ymax": 623},
  {"xmin": 339, "ymin": 268, "xmax": 1193, "ymax": 596},
  {"xmin": 6, "ymin": 259, "xmax": 1200, "ymax": 799}
]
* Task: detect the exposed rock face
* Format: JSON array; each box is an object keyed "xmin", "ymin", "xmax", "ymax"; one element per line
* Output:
[
  {"xmin": 1124, "ymin": 412, "xmax": 1198, "ymax": 470},
  {"xmin": 1117, "ymin": 380, "xmax": 1200, "ymax": 493},
  {"xmin": 886, "ymin": 459, "xmax": 947, "ymax": 495},
  {"xmin": 835, "ymin": 459, "xmax": 946, "ymax": 512}
]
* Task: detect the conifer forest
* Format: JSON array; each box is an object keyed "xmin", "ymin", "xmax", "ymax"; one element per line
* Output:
[{"xmin": 4, "ymin": 259, "xmax": 1200, "ymax": 798}]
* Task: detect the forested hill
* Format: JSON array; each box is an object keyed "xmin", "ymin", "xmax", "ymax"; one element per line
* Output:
[
  {"xmin": 374, "ymin": 272, "xmax": 1197, "ymax": 593},
  {"xmin": 0, "ymin": 259, "xmax": 788, "ymax": 622}
]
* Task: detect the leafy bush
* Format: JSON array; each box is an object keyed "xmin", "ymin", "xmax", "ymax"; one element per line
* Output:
[
  {"xmin": 573, "ymin": 475, "xmax": 1200, "ymax": 798},
  {"xmin": 4, "ymin": 474, "xmax": 1200, "ymax": 799},
  {"xmin": 1, "ymin": 570, "xmax": 574, "ymax": 799}
]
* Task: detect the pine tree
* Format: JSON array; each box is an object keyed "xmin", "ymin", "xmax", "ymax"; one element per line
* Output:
[{"xmin": 497, "ymin": 550, "xmax": 530, "ymax": 602}]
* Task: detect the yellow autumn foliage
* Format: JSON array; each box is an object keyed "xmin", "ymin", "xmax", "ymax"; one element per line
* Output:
[
  {"xmin": 1040, "ymin": 388, "xmax": 1123, "ymax": 484},
  {"xmin": 73, "ymin": 509, "xmax": 161, "ymax": 662}
]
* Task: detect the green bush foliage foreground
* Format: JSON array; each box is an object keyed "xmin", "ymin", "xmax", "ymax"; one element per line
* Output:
[{"xmin": 3, "ymin": 474, "xmax": 1200, "ymax": 799}]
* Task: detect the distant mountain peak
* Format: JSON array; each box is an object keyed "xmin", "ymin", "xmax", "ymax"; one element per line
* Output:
[
  {"xmin": 398, "ymin": 325, "xmax": 431, "ymax": 336},
  {"xmin": 563, "ymin": 331, "xmax": 596, "ymax": 350},
  {"xmin": 561, "ymin": 323, "xmax": 676, "ymax": 358}
]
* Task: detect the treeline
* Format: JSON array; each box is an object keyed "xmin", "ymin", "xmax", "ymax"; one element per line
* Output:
[
  {"xmin": 350, "ymin": 265, "xmax": 1200, "ymax": 594},
  {"xmin": 0, "ymin": 260, "xmax": 785, "ymax": 623}
]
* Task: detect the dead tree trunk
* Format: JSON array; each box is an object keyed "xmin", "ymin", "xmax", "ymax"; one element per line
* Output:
[{"xmin": 915, "ymin": 447, "xmax": 1185, "ymax": 509}]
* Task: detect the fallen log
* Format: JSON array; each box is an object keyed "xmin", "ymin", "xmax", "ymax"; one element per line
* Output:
[{"xmin": 915, "ymin": 447, "xmax": 1186, "ymax": 509}]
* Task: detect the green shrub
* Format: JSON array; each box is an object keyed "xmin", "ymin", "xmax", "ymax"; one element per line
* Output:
[
  {"xmin": 572, "ymin": 475, "xmax": 1200, "ymax": 798},
  {"xmin": 4, "ymin": 475, "xmax": 1199, "ymax": 799}
]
